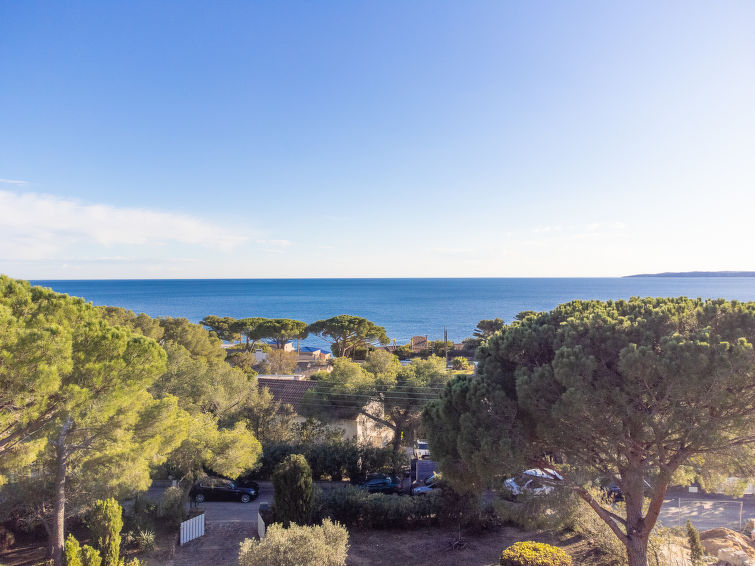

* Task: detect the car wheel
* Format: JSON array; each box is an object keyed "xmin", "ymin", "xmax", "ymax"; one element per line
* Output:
[
  {"xmin": 194, "ymin": 493, "xmax": 205, "ymax": 503},
  {"xmin": 240, "ymin": 494, "xmax": 251, "ymax": 503}
]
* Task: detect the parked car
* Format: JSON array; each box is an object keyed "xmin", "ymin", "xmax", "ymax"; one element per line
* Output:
[
  {"xmin": 358, "ymin": 475, "xmax": 403, "ymax": 495},
  {"xmin": 413, "ymin": 440, "xmax": 431, "ymax": 460},
  {"xmin": 411, "ymin": 472, "xmax": 442, "ymax": 495},
  {"xmin": 602, "ymin": 483, "xmax": 624, "ymax": 502},
  {"xmin": 190, "ymin": 477, "xmax": 259, "ymax": 503},
  {"xmin": 504, "ymin": 468, "xmax": 563, "ymax": 497}
]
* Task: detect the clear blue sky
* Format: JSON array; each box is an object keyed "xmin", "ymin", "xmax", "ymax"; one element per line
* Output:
[{"xmin": 1, "ymin": 1, "xmax": 754, "ymax": 278}]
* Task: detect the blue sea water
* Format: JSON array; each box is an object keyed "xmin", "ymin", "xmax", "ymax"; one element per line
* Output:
[{"xmin": 29, "ymin": 278, "xmax": 755, "ymax": 348}]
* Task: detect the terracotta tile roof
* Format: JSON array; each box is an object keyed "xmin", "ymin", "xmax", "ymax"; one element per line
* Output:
[{"xmin": 258, "ymin": 377, "xmax": 318, "ymax": 412}]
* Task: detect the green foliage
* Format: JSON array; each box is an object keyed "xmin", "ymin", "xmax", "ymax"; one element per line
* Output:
[
  {"xmin": 200, "ymin": 315, "xmax": 242, "ymax": 343},
  {"xmin": 133, "ymin": 528, "xmax": 156, "ymax": 552},
  {"xmin": 451, "ymin": 356, "xmax": 471, "ymax": 371},
  {"xmin": 499, "ymin": 541, "xmax": 572, "ymax": 566},
  {"xmin": 64, "ymin": 534, "xmax": 82, "ymax": 566},
  {"xmin": 88, "ymin": 498, "xmax": 122, "ymax": 566},
  {"xmin": 686, "ymin": 520, "xmax": 704, "ymax": 565},
  {"xmin": 238, "ymin": 519, "xmax": 349, "ymax": 566},
  {"xmin": 307, "ymin": 315, "xmax": 389, "ymax": 358},
  {"xmin": 261, "ymin": 349, "xmax": 298, "ymax": 374},
  {"xmin": 306, "ymin": 354, "xmax": 450, "ymax": 452},
  {"xmin": 273, "ymin": 454, "xmax": 314, "ymax": 527},
  {"xmin": 158, "ymin": 316, "xmax": 226, "ymax": 361},
  {"xmin": 81, "ymin": 546, "xmax": 101, "ymax": 566},
  {"xmin": 426, "ymin": 297, "xmax": 755, "ymax": 565},
  {"xmin": 474, "ymin": 318, "xmax": 504, "ymax": 340},
  {"xmin": 429, "ymin": 340, "xmax": 453, "ymax": 357},
  {"xmin": 0, "ymin": 277, "xmax": 188, "ymax": 565},
  {"xmin": 317, "ymin": 486, "xmax": 481, "ymax": 529},
  {"xmin": 255, "ymin": 318, "xmax": 308, "ymax": 348},
  {"xmin": 157, "ymin": 486, "xmax": 186, "ymax": 527}
]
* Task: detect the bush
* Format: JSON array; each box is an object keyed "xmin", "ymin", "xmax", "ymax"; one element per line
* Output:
[
  {"xmin": 0, "ymin": 525, "xmax": 15, "ymax": 552},
  {"xmin": 500, "ymin": 541, "xmax": 572, "ymax": 566},
  {"xmin": 133, "ymin": 528, "xmax": 156, "ymax": 552},
  {"xmin": 686, "ymin": 520, "xmax": 704, "ymax": 565},
  {"xmin": 451, "ymin": 356, "xmax": 471, "ymax": 371},
  {"xmin": 495, "ymin": 490, "xmax": 578, "ymax": 532},
  {"xmin": 87, "ymin": 498, "xmax": 123, "ymax": 566},
  {"xmin": 81, "ymin": 545, "xmax": 101, "ymax": 566},
  {"xmin": 273, "ymin": 454, "xmax": 314, "ymax": 527},
  {"xmin": 318, "ymin": 486, "xmax": 457, "ymax": 529},
  {"xmin": 64, "ymin": 533, "xmax": 82, "ymax": 566},
  {"xmin": 158, "ymin": 486, "xmax": 186, "ymax": 527},
  {"xmin": 238, "ymin": 519, "xmax": 349, "ymax": 566},
  {"xmin": 259, "ymin": 440, "xmax": 397, "ymax": 482}
]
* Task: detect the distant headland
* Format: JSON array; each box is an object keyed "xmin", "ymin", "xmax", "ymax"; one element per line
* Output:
[{"xmin": 626, "ymin": 271, "xmax": 755, "ymax": 278}]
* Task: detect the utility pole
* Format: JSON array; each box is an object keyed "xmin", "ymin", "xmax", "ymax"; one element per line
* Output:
[{"xmin": 444, "ymin": 326, "xmax": 449, "ymax": 367}]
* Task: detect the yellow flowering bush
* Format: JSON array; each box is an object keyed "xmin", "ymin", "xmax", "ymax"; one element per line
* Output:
[{"xmin": 499, "ymin": 541, "xmax": 572, "ymax": 566}]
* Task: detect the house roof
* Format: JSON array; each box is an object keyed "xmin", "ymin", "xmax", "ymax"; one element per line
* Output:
[
  {"xmin": 299, "ymin": 346, "xmax": 322, "ymax": 353},
  {"xmin": 258, "ymin": 377, "xmax": 318, "ymax": 412}
]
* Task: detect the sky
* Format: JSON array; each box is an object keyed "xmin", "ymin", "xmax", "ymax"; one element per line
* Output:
[{"xmin": 1, "ymin": 1, "xmax": 754, "ymax": 279}]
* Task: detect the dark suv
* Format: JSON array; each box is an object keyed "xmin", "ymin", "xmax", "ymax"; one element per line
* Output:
[{"xmin": 190, "ymin": 477, "xmax": 259, "ymax": 503}]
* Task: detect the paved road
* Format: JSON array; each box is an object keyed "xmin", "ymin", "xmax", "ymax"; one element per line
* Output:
[{"xmin": 658, "ymin": 492, "xmax": 755, "ymax": 531}]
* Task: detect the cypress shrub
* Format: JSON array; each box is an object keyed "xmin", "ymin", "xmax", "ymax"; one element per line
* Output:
[
  {"xmin": 64, "ymin": 533, "xmax": 82, "ymax": 566},
  {"xmin": 686, "ymin": 520, "xmax": 704, "ymax": 565},
  {"xmin": 88, "ymin": 498, "xmax": 123, "ymax": 566},
  {"xmin": 81, "ymin": 545, "xmax": 102, "ymax": 566},
  {"xmin": 273, "ymin": 454, "xmax": 314, "ymax": 527}
]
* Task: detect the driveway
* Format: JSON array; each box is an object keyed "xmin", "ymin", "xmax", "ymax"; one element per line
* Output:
[{"xmin": 147, "ymin": 481, "xmax": 274, "ymax": 566}]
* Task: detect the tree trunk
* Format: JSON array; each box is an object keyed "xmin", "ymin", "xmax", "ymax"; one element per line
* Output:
[
  {"xmin": 625, "ymin": 533, "xmax": 649, "ymax": 566},
  {"xmin": 51, "ymin": 418, "xmax": 71, "ymax": 566},
  {"xmin": 392, "ymin": 429, "xmax": 402, "ymax": 453}
]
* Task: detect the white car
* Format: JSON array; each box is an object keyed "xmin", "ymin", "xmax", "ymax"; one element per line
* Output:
[
  {"xmin": 504, "ymin": 468, "xmax": 563, "ymax": 497},
  {"xmin": 413, "ymin": 440, "xmax": 431, "ymax": 460}
]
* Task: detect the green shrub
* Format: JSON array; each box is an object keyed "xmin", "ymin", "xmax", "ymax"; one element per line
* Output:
[
  {"xmin": 81, "ymin": 545, "xmax": 101, "ymax": 566},
  {"xmin": 88, "ymin": 498, "xmax": 123, "ymax": 566},
  {"xmin": 451, "ymin": 356, "xmax": 471, "ymax": 371},
  {"xmin": 686, "ymin": 520, "xmax": 704, "ymax": 565},
  {"xmin": 64, "ymin": 533, "xmax": 82, "ymax": 566},
  {"xmin": 318, "ymin": 486, "xmax": 452, "ymax": 529},
  {"xmin": 273, "ymin": 454, "xmax": 314, "ymax": 527},
  {"xmin": 500, "ymin": 541, "xmax": 572, "ymax": 566},
  {"xmin": 133, "ymin": 528, "xmax": 156, "ymax": 552},
  {"xmin": 158, "ymin": 486, "xmax": 186, "ymax": 527},
  {"xmin": 238, "ymin": 519, "xmax": 349, "ymax": 566},
  {"xmin": 495, "ymin": 490, "xmax": 578, "ymax": 532}
]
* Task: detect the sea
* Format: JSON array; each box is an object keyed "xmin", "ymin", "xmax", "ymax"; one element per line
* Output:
[{"xmin": 29, "ymin": 278, "xmax": 755, "ymax": 349}]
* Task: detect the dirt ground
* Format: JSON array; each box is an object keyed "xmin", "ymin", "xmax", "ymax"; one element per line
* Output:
[{"xmin": 345, "ymin": 525, "xmax": 597, "ymax": 566}]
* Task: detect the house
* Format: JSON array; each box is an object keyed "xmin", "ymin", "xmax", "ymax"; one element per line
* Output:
[
  {"xmin": 257, "ymin": 375, "xmax": 392, "ymax": 446},
  {"xmin": 410, "ymin": 335, "xmax": 429, "ymax": 352}
]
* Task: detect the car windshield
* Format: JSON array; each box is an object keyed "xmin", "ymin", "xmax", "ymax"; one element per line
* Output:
[{"xmin": 417, "ymin": 443, "xmax": 428, "ymax": 449}]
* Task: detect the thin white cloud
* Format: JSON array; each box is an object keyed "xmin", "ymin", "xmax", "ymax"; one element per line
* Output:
[
  {"xmin": 0, "ymin": 190, "xmax": 247, "ymax": 261},
  {"xmin": 0, "ymin": 178, "xmax": 29, "ymax": 186},
  {"xmin": 255, "ymin": 239, "xmax": 292, "ymax": 247}
]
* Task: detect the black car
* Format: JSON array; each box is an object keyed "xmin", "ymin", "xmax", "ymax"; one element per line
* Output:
[
  {"xmin": 190, "ymin": 477, "xmax": 259, "ymax": 503},
  {"xmin": 358, "ymin": 475, "xmax": 403, "ymax": 495}
]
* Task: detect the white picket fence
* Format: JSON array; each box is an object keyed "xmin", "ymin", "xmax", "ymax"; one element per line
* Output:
[{"xmin": 179, "ymin": 512, "xmax": 205, "ymax": 545}]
